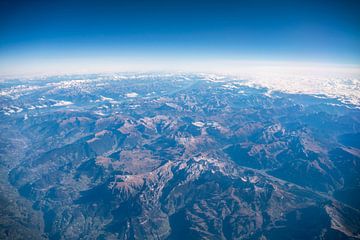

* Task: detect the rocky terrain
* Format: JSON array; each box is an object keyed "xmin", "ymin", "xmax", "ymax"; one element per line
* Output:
[{"xmin": 0, "ymin": 73, "xmax": 360, "ymax": 239}]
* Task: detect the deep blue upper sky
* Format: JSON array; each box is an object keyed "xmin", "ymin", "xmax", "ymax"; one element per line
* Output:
[{"xmin": 0, "ymin": 0, "xmax": 359, "ymax": 72}]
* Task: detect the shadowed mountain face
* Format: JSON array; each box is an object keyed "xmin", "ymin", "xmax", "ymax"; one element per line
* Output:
[{"xmin": 0, "ymin": 73, "xmax": 360, "ymax": 239}]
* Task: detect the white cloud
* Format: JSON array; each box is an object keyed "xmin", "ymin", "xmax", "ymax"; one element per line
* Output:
[{"xmin": 125, "ymin": 92, "xmax": 138, "ymax": 98}]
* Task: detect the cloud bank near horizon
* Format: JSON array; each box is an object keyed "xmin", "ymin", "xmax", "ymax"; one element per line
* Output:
[{"xmin": 1, "ymin": 55, "xmax": 359, "ymax": 77}]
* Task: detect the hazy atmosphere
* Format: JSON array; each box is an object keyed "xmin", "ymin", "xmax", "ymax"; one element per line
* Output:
[{"xmin": 0, "ymin": 0, "xmax": 360, "ymax": 75}]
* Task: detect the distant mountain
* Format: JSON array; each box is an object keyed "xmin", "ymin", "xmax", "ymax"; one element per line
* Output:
[{"xmin": 1, "ymin": 73, "xmax": 359, "ymax": 239}]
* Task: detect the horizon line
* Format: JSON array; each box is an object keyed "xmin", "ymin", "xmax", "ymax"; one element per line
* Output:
[{"xmin": 1, "ymin": 56, "xmax": 360, "ymax": 78}]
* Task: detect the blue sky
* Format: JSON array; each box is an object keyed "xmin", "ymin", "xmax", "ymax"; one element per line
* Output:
[{"xmin": 0, "ymin": 0, "xmax": 359, "ymax": 74}]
